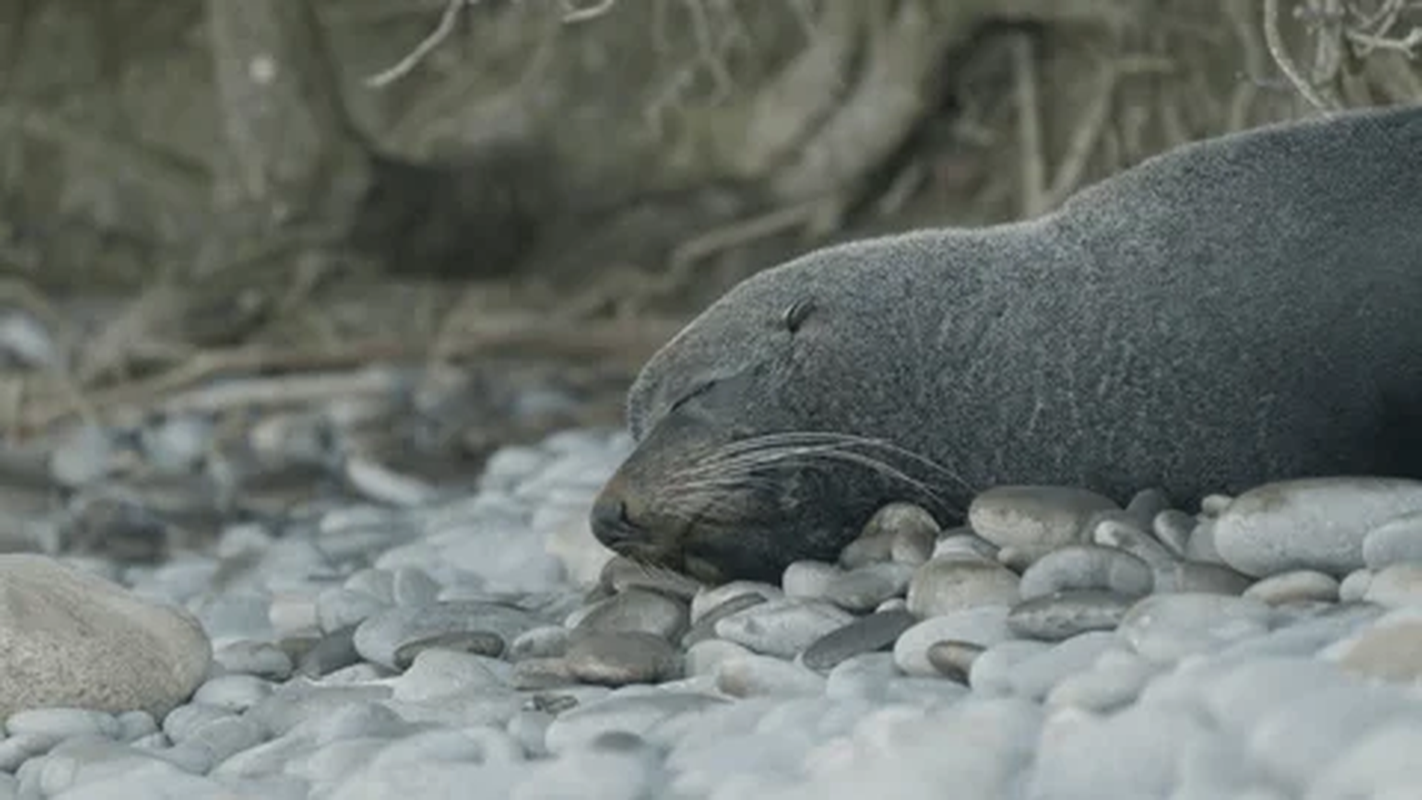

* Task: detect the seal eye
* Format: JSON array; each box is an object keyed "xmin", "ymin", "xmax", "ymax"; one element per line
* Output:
[
  {"xmin": 668, "ymin": 380, "xmax": 716, "ymax": 412},
  {"xmin": 782, "ymin": 299, "xmax": 815, "ymax": 333}
]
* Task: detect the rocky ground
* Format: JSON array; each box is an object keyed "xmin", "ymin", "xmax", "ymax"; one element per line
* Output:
[{"xmin": 2, "ymin": 361, "xmax": 1422, "ymax": 798}]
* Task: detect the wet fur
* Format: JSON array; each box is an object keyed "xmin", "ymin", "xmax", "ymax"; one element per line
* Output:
[{"xmin": 597, "ymin": 105, "xmax": 1422, "ymax": 583}]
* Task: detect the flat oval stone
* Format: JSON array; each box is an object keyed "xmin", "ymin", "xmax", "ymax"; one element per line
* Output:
[
  {"xmin": 572, "ymin": 589, "xmax": 689, "ymax": 641},
  {"xmin": 1119, "ymin": 593, "xmax": 1274, "ymax": 661},
  {"xmin": 1151, "ymin": 561, "xmax": 1252, "ymax": 595},
  {"xmin": 213, "ymin": 641, "xmax": 293, "ymax": 681},
  {"xmin": 906, "ymin": 556, "xmax": 1020, "ymax": 617},
  {"xmin": 192, "ymin": 675, "xmax": 271, "ymax": 712},
  {"xmin": 564, "ymin": 632, "xmax": 682, "ymax": 687},
  {"xmin": 713, "ymin": 599, "xmax": 853, "ymax": 659},
  {"xmin": 715, "ymin": 654, "xmax": 825, "ymax": 698},
  {"xmin": 1018, "ymin": 545, "xmax": 1153, "ymax": 601},
  {"xmin": 781, "ymin": 561, "xmax": 841, "ymax": 599},
  {"xmin": 925, "ymin": 641, "xmax": 984, "ymax": 682},
  {"xmin": 1243, "ymin": 570, "xmax": 1340, "ymax": 605},
  {"xmin": 599, "ymin": 556, "xmax": 701, "ymax": 600},
  {"xmin": 1007, "ymin": 590, "xmax": 1133, "ymax": 641},
  {"xmin": 316, "ymin": 588, "xmax": 389, "ymax": 634},
  {"xmin": 5, "ymin": 708, "xmax": 119, "ymax": 740},
  {"xmin": 1184, "ymin": 517, "xmax": 1225, "ymax": 564},
  {"xmin": 968, "ymin": 486, "xmax": 1118, "ymax": 560},
  {"xmin": 1362, "ymin": 511, "xmax": 1422, "ymax": 570},
  {"xmin": 893, "ymin": 606, "xmax": 1013, "ymax": 676},
  {"xmin": 1214, "ymin": 478, "xmax": 1422, "ymax": 577},
  {"xmin": 820, "ymin": 562, "xmax": 914, "ymax": 612},
  {"xmin": 391, "ymin": 649, "xmax": 507, "ymax": 702},
  {"xmin": 680, "ymin": 592, "xmax": 767, "ymax": 648},
  {"xmin": 353, "ymin": 601, "xmax": 540, "ymax": 670},
  {"xmin": 689, "ymin": 581, "xmax": 782, "ymax": 624},
  {"xmin": 393, "ymin": 630, "xmax": 506, "ymax": 669},
  {"xmin": 801, "ymin": 609, "xmax": 917, "ymax": 671},
  {"xmin": 1090, "ymin": 514, "xmax": 1178, "ymax": 571},
  {"xmin": 508, "ymin": 626, "xmax": 572, "ymax": 661},
  {"xmin": 0, "ymin": 555, "xmax": 210, "ymax": 719}
]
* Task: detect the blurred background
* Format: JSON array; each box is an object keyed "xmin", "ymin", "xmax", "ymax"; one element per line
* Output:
[{"xmin": 0, "ymin": 0, "xmax": 1418, "ymax": 556}]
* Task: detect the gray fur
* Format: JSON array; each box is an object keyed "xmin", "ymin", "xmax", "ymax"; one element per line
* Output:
[{"xmin": 596, "ymin": 105, "xmax": 1422, "ymax": 583}]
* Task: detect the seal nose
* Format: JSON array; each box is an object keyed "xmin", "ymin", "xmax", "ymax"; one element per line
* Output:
[{"xmin": 590, "ymin": 494, "xmax": 645, "ymax": 548}]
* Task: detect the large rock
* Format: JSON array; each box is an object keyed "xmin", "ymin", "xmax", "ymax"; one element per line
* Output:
[{"xmin": 0, "ymin": 555, "xmax": 210, "ymax": 718}]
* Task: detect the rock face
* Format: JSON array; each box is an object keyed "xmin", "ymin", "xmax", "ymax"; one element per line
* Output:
[{"xmin": 0, "ymin": 555, "xmax": 210, "ymax": 718}]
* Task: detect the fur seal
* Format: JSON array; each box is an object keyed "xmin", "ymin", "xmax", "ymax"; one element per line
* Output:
[{"xmin": 591, "ymin": 105, "xmax": 1422, "ymax": 584}]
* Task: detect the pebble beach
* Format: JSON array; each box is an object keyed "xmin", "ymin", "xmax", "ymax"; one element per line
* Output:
[{"xmin": 4, "ymin": 402, "xmax": 1422, "ymax": 798}]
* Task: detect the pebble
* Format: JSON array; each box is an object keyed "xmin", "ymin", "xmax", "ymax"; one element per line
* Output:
[
  {"xmin": 1119, "ymin": 593, "xmax": 1275, "ymax": 661},
  {"xmin": 800, "ymin": 609, "xmax": 917, "ymax": 671},
  {"xmin": 1000, "ymin": 631, "xmax": 1122, "ymax": 701},
  {"xmin": 316, "ymin": 588, "xmax": 389, "ymax": 634},
  {"xmin": 352, "ymin": 601, "xmax": 540, "ymax": 670},
  {"xmin": 781, "ymin": 560, "xmax": 841, "ymax": 599},
  {"xmin": 906, "ymin": 555, "xmax": 1020, "ymax": 617},
  {"xmin": 565, "ymin": 632, "xmax": 682, "ymax": 686},
  {"xmin": 163, "ymin": 702, "xmax": 234, "ymax": 742},
  {"xmin": 1045, "ymin": 650, "xmax": 1159, "ymax": 712},
  {"xmin": 968, "ymin": 485, "xmax": 1118, "ymax": 560},
  {"xmin": 393, "ymin": 630, "xmax": 506, "ymax": 668},
  {"xmin": 1018, "ymin": 545, "xmax": 1153, "ymax": 600},
  {"xmin": 925, "ymin": 640, "xmax": 983, "ymax": 682},
  {"xmin": 1151, "ymin": 560, "xmax": 1253, "ymax": 595},
  {"xmin": 716, "ymin": 654, "xmax": 826, "ymax": 698},
  {"xmin": 893, "ymin": 606, "xmax": 1013, "ymax": 676},
  {"xmin": 713, "ymin": 599, "xmax": 853, "ymax": 658},
  {"xmin": 847, "ymin": 502, "xmax": 939, "ymax": 568},
  {"xmin": 192, "ymin": 674, "xmax": 272, "ymax": 712},
  {"xmin": 1244, "ymin": 570, "xmax": 1340, "ymax": 605},
  {"xmin": 1339, "ymin": 568, "xmax": 1374, "ymax": 603},
  {"xmin": 1363, "ymin": 563, "xmax": 1422, "ymax": 607},
  {"xmin": 1330, "ymin": 615, "xmax": 1422, "ymax": 682},
  {"xmin": 543, "ymin": 692, "xmax": 728, "ymax": 755},
  {"xmin": 1090, "ymin": 514, "xmax": 1178, "ymax": 571},
  {"xmin": 572, "ymin": 588, "xmax": 690, "ymax": 640},
  {"xmin": 213, "ymin": 640, "xmax": 294, "ymax": 680},
  {"xmin": 1214, "ymin": 477, "xmax": 1422, "ymax": 577},
  {"xmin": 0, "ymin": 554, "xmax": 210, "ymax": 719},
  {"xmin": 5, "ymin": 708, "xmax": 119, "ymax": 740},
  {"xmin": 296, "ymin": 627, "xmax": 362, "ymax": 678},
  {"xmin": 1362, "ymin": 510, "xmax": 1422, "ymax": 570},
  {"xmin": 680, "ymin": 592, "xmax": 766, "ymax": 648},
  {"xmin": 390, "ymin": 649, "xmax": 507, "ymax": 702},
  {"xmin": 820, "ymin": 562, "xmax": 914, "ymax": 612},
  {"xmin": 684, "ymin": 639, "xmax": 753, "ymax": 678},
  {"xmin": 600, "ymin": 557, "xmax": 701, "ymax": 600},
  {"xmin": 689, "ymin": 582, "xmax": 782, "ymax": 624},
  {"xmin": 1151, "ymin": 509, "xmax": 1196, "ymax": 558},
  {"xmin": 1007, "ymin": 590, "xmax": 1134, "ymax": 641},
  {"xmin": 967, "ymin": 640, "xmax": 1051, "ymax": 695}
]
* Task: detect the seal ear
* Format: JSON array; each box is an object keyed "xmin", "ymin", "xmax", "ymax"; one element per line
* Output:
[{"xmin": 782, "ymin": 299, "xmax": 816, "ymax": 334}]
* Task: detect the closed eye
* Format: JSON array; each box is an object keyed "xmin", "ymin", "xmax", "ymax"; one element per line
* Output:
[{"xmin": 668, "ymin": 379, "xmax": 717, "ymax": 412}]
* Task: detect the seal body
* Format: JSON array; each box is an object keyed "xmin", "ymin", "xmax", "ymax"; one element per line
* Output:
[{"xmin": 592, "ymin": 105, "xmax": 1422, "ymax": 584}]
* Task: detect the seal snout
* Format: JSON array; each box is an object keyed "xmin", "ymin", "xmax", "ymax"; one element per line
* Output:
[{"xmin": 590, "ymin": 494, "xmax": 644, "ymax": 548}]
